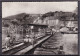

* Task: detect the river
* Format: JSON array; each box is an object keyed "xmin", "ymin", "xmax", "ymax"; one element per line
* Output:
[{"xmin": 33, "ymin": 32, "xmax": 78, "ymax": 55}]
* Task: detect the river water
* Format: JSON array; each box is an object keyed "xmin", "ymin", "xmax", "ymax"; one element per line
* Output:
[{"xmin": 33, "ymin": 32, "xmax": 78, "ymax": 55}]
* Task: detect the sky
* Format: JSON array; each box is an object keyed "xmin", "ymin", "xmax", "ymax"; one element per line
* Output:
[{"xmin": 2, "ymin": 2, "xmax": 78, "ymax": 18}]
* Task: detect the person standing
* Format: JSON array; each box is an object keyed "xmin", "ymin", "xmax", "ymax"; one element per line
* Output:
[{"xmin": 5, "ymin": 35, "xmax": 11, "ymax": 49}]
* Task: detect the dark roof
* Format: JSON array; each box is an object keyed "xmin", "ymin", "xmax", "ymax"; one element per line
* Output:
[{"xmin": 28, "ymin": 23, "xmax": 48, "ymax": 27}]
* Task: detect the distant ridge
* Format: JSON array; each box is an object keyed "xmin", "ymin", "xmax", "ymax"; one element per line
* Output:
[{"xmin": 2, "ymin": 13, "xmax": 42, "ymax": 20}]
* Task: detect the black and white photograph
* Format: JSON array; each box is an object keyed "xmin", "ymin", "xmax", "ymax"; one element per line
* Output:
[{"xmin": 2, "ymin": 2, "xmax": 78, "ymax": 55}]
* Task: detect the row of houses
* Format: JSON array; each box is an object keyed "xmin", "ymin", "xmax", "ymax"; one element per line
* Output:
[{"xmin": 33, "ymin": 12, "xmax": 78, "ymax": 30}]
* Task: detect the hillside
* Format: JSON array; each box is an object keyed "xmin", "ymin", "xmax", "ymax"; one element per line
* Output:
[{"xmin": 2, "ymin": 13, "xmax": 41, "ymax": 27}]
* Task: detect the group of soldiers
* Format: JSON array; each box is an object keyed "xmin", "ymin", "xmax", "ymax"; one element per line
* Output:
[{"xmin": 4, "ymin": 33, "xmax": 37, "ymax": 49}]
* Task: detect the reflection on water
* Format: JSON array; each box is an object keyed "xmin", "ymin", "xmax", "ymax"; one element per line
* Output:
[
  {"xmin": 62, "ymin": 34, "xmax": 78, "ymax": 55},
  {"xmin": 33, "ymin": 33, "xmax": 78, "ymax": 55}
]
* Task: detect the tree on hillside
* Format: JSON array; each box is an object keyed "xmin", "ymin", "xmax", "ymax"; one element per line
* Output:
[
  {"xmin": 59, "ymin": 15, "xmax": 67, "ymax": 26},
  {"xmin": 72, "ymin": 13, "xmax": 77, "ymax": 20},
  {"xmin": 3, "ymin": 24, "xmax": 9, "ymax": 27},
  {"xmin": 60, "ymin": 15, "xmax": 67, "ymax": 21},
  {"xmin": 41, "ymin": 11, "xmax": 54, "ymax": 23},
  {"xmin": 41, "ymin": 11, "xmax": 54, "ymax": 19}
]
